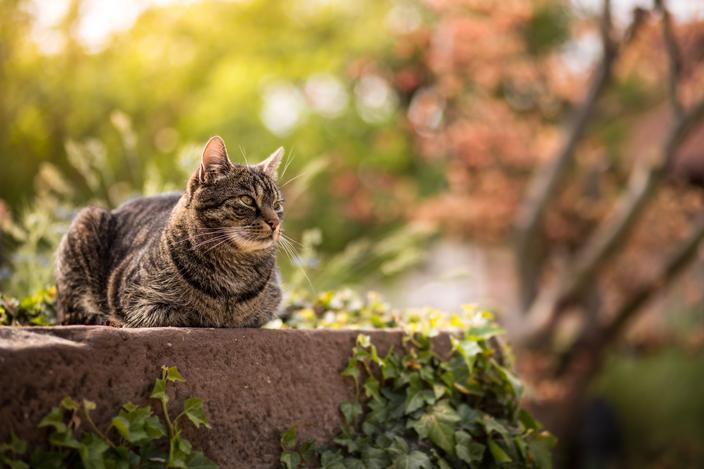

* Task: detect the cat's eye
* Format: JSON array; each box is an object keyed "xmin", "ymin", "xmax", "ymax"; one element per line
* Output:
[
  {"xmin": 239, "ymin": 195, "xmax": 255, "ymax": 206},
  {"xmin": 273, "ymin": 201, "xmax": 283, "ymax": 211}
]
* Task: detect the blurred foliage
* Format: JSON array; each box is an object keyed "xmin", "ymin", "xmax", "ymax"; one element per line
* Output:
[
  {"xmin": 0, "ymin": 366, "xmax": 216, "ymax": 468},
  {"xmin": 278, "ymin": 310, "xmax": 554, "ymax": 468},
  {"xmin": 0, "ymin": 286, "xmax": 56, "ymax": 326},
  {"xmin": 0, "ymin": 0, "xmax": 432, "ymax": 259}
]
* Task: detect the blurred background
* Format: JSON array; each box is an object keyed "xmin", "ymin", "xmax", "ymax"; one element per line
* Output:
[{"xmin": 1, "ymin": 0, "xmax": 703, "ymax": 467}]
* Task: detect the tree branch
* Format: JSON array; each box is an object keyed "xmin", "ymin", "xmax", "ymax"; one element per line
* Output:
[
  {"xmin": 524, "ymin": 98, "xmax": 704, "ymax": 343},
  {"xmin": 513, "ymin": 0, "xmax": 637, "ymax": 311},
  {"xmin": 655, "ymin": 0, "xmax": 685, "ymax": 118},
  {"xmin": 556, "ymin": 215, "xmax": 704, "ymax": 374}
]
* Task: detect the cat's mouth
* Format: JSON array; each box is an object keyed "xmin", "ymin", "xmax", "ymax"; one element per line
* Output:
[{"xmin": 229, "ymin": 231, "xmax": 277, "ymax": 252}]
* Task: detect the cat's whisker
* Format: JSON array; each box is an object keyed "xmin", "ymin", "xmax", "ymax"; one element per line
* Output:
[
  {"xmin": 277, "ymin": 236, "xmax": 315, "ymax": 293},
  {"xmin": 280, "ymin": 170, "xmax": 309, "ymax": 188},
  {"xmin": 190, "ymin": 233, "xmax": 233, "ymax": 250},
  {"xmin": 203, "ymin": 237, "xmax": 233, "ymax": 254},
  {"xmin": 279, "ymin": 148, "xmax": 296, "ymax": 180},
  {"xmin": 239, "ymin": 145, "xmax": 249, "ymax": 165},
  {"xmin": 280, "ymin": 232, "xmax": 303, "ymax": 248}
]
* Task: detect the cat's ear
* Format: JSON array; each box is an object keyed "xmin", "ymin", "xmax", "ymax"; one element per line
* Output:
[
  {"xmin": 199, "ymin": 136, "xmax": 231, "ymax": 183},
  {"xmin": 256, "ymin": 146, "xmax": 284, "ymax": 179}
]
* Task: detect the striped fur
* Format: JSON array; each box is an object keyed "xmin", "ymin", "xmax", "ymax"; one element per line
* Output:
[{"xmin": 55, "ymin": 137, "xmax": 285, "ymax": 327}]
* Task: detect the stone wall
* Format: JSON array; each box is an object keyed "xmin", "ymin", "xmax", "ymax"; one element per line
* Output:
[{"xmin": 0, "ymin": 326, "xmax": 447, "ymax": 468}]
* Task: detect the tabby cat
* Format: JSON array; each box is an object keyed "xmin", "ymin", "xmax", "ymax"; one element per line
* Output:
[{"xmin": 55, "ymin": 136, "xmax": 284, "ymax": 327}]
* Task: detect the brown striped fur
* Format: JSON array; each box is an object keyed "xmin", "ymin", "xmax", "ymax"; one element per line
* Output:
[{"xmin": 55, "ymin": 136, "xmax": 285, "ymax": 327}]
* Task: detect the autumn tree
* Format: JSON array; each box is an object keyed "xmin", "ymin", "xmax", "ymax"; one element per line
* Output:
[{"xmin": 386, "ymin": 0, "xmax": 704, "ymax": 462}]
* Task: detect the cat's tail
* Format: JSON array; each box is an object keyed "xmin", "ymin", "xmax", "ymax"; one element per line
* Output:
[{"xmin": 55, "ymin": 206, "xmax": 113, "ymax": 325}]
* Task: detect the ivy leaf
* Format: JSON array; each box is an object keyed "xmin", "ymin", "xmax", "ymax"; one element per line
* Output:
[
  {"xmin": 393, "ymin": 451, "xmax": 432, "ymax": 469},
  {"xmin": 341, "ymin": 358, "xmax": 361, "ymax": 389},
  {"xmin": 150, "ymin": 378, "xmax": 168, "ymax": 404},
  {"xmin": 280, "ymin": 451, "xmax": 301, "ymax": 469},
  {"xmin": 182, "ymin": 398, "xmax": 211, "ymax": 429},
  {"xmin": 59, "ymin": 397, "xmax": 80, "ymax": 411},
  {"xmin": 163, "ymin": 366, "xmax": 185, "ymax": 383},
  {"xmin": 280, "ymin": 426, "xmax": 297, "ymax": 451},
  {"xmin": 0, "ymin": 432, "xmax": 27, "ymax": 456},
  {"xmin": 404, "ymin": 387, "xmax": 425, "ymax": 414},
  {"xmin": 491, "ymin": 360, "xmax": 523, "ymax": 400},
  {"xmin": 363, "ymin": 376, "xmax": 381, "ymax": 402},
  {"xmin": 408, "ymin": 400, "xmax": 460, "ymax": 455},
  {"xmin": 3, "ymin": 460, "xmax": 29, "ymax": 469},
  {"xmin": 186, "ymin": 451, "xmax": 218, "ymax": 469},
  {"xmin": 83, "ymin": 399, "xmax": 97, "ymax": 413},
  {"xmin": 319, "ymin": 450, "xmax": 345, "ymax": 469},
  {"xmin": 78, "ymin": 432, "xmax": 109, "ymax": 469},
  {"xmin": 111, "ymin": 405, "xmax": 165, "ymax": 444},
  {"xmin": 465, "ymin": 324, "xmax": 505, "ymax": 341},
  {"xmin": 488, "ymin": 439, "xmax": 512, "ymax": 464},
  {"xmin": 38, "ymin": 407, "xmax": 67, "ymax": 434},
  {"xmin": 528, "ymin": 432, "xmax": 556, "ymax": 469},
  {"xmin": 361, "ymin": 446, "xmax": 389, "ymax": 469},
  {"xmin": 29, "ymin": 448, "xmax": 66, "ymax": 468},
  {"xmin": 340, "ymin": 401, "xmax": 362, "ymax": 425},
  {"xmin": 455, "ymin": 430, "xmax": 485, "ymax": 463},
  {"xmin": 451, "ymin": 337, "xmax": 482, "ymax": 372}
]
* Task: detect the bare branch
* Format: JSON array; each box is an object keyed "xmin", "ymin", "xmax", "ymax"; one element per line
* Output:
[
  {"xmin": 602, "ymin": 216, "xmax": 704, "ymax": 344},
  {"xmin": 655, "ymin": 0, "xmax": 685, "ymax": 119},
  {"xmin": 556, "ymin": 215, "xmax": 704, "ymax": 373},
  {"xmin": 523, "ymin": 98, "xmax": 704, "ymax": 344},
  {"xmin": 513, "ymin": 0, "xmax": 617, "ymax": 310}
]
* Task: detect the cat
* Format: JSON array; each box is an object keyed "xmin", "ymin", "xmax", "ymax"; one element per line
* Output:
[{"xmin": 55, "ymin": 136, "xmax": 285, "ymax": 327}]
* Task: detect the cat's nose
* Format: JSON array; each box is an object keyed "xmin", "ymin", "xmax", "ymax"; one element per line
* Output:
[{"xmin": 265, "ymin": 218, "xmax": 279, "ymax": 231}]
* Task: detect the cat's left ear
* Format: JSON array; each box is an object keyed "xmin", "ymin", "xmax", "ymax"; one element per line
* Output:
[
  {"xmin": 199, "ymin": 136, "xmax": 231, "ymax": 183},
  {"xmin": 256, "ymin": 147, "xmax": 284, "ymax": 179}
]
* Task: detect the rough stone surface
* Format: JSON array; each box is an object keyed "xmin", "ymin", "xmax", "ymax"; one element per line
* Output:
[{"xmin": 0, "ymin": 326, "xmax": 450, "ymax": 468}]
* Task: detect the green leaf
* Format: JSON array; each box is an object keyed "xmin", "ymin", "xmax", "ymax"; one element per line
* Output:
[
  {"xmin": 3, "ymin": 459, "xmax": 30, "ymax": 469},
  {"xmin": 455, "ymin": 431, "xmax": 485, "ymax": 463},
  {"xmin": 451, "ymin": 337, "xmax": 482, "ymax": 372},
  {"xmin": 280, "ymin": 426, "xmax": 297, "ymax": 451},
  {"xmin": 59, "ymin": 397, "xmax": 80, "ymax": 411},
  {"xmin": 182, "ymin": 398, "xmax": 211, "ymax": 429},
  {"xmin": 0, "ymin": 432, "xmax": 27, "ymax": 455},
  {"xmin": 465, "ymin": 324, "xmax": 505, "ymax": 341},
  {"xmin": 111, "ymin": 405, "xmax": 166, "ymax": 445},
  {"xmin": 341, "ymin": 358, "xmax": 361, "ymax": 388},
  {"xmin": 29, "ymin": 448, "xmax": 66, "ymax": 468},
  {"xmin": 528, "ymin": 432, "xmax": 556, "ymax": 469},
  {"xmin": 150, "ymin": 378, "xmax": 168, "ymax": 404},
  {"xmin": 163, "ymin": 366, "xmax": 185, "ymax": 383},
  {"xmin": 408, "ymin": 400, "xmax": 460, "ymax": 455},
  {"xmin": 38, "ymin": 407, "xmax": 66, "ymax": 433},
  {"xmin": 404, "ymin": 387, "xmax": 425, "ymax": 414},
  {"xmin": 78, "ymin": 433, "xmax": 109, "ymax": 469},
  {"xmin": 186, "ymin": 451, "xmax": 218, "ymax": 469},
  {"xmin": 280, "ymin": 451, "xmax": 300, "ymax": 469},
  {"xmin": 491, "ymin": 360, "xmax": 523, "ymax": 400},
  {"xmin": 488, "ymin": 439, "xmax": 512, "ymax": 464},
  {"xmin": 48, "ymin": 427, "xmax": 81, "ymax": 450},
  {"xmin": 363, "ymin": 376, "xmax": 381, "ymax": 402},
  {"xmin": 340, "ymin": 401, "xmax": 362, "ymax": 425},
  {"xmin": 83, "ymin": 399, "xmax": 97, "ymax": 412},
  {"xmin": 361, "ymin": 446, "xmax": 389, "ymax": 469},
  {"xmin": 393, "ymin": 451, "xmax": 432, "ymax": 469},
  {"xmin": 518, "ymin": 409, "xmax": 541, "ymax": 431}
]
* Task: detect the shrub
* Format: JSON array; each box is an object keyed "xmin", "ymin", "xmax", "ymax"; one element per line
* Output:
[{"xmin": 278, "ymin": 291, "xmax": 555, "ymax": 468}]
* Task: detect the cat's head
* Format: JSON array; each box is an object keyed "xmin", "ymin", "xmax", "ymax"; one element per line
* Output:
[{"xmin": 185, "ymin": 136, "xmax": 284, "ymax": 252}]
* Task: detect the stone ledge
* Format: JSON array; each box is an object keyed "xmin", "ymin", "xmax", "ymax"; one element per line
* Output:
[{"xmin": 0, "ymin": 326, "xmax": 452, "ymax": 468}]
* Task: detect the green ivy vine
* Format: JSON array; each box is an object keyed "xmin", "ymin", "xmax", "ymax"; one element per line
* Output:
[
  {"xmin": 279, "ymin": 329, "xmax": 554, "ymax": 469},
  {"xmin": 0, "ymin": 366, "xmax": 216, "ymax": 469}
]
